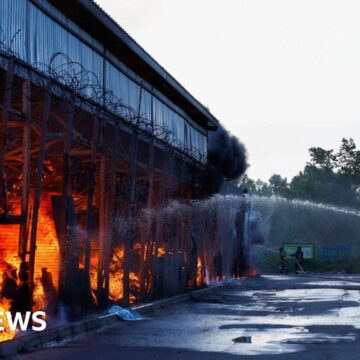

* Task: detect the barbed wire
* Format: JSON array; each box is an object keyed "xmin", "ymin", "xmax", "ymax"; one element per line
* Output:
[
  {"xmin": 0, "ymin": 27, "xmax": 206, "ymax": 165},
  {"xmin": 0, "ymin": 28, "xmax": 22, "ymax": 58}
]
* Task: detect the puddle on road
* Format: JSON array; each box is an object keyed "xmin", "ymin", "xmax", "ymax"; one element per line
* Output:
[
  {"xmin": 214, "ymin": 287, "xmax": 359, "ymax": 355},
  {"xmin": 304, "ymin": 281, "xmax": 360, "ymax": 287},
  {"xmin": 234, "ymin": 288, "xmax": 359, "ymax": 304},
  {"xmin": 261, "ymin": 275, "xmax": 300, "ymax": 281},
  {"xmin": 195, "ymin": 302, "xmax": 280, "ymax": 313},
  {"xmin": 114, "ymin": 284, "xmax": 360, "ymax": 357},
  {"xmin": 233, "ymin": 336, "xmax": 252, "ymax": 343},
  {"xmin": 230, "ymin": 327, "xmax": 355, "ymax": 348}
]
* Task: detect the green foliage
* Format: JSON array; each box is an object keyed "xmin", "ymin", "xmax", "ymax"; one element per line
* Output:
[
  {"xmin": 238, "ymin": 174, "xmax": 286, "ymax": 197},
  {"xmin": 239, "ymin": 138, "xmax": 360, "ymax": 208},
  {"xmin": 336, "ymin": 138, "xmax": 360, "ymax": 176},
  {"xmin": 269, "ymin": 174, "xmax": 289, "ymax": 197},
  {"xmin": 308, "ymin": 147, "xmax": 336, "ymax": 170}
]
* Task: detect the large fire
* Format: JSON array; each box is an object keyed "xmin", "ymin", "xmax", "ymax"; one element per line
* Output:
[
  {"xmin": 89, "ymin": 244, "xmax": 142, "ymax": 304},
  {"xmin": 0, "ymin": 193, "xmax": 212, "ymax": 343},
  {"xmin": 0, "ymin": 195, "xmax": 59, "ymax": 341},
  {"xmin": 108, "ymin": 244, "xmax": 141, "ymax": 304}
]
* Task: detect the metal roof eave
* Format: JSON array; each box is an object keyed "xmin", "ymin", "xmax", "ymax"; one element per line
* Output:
[{"xmin": 47, "ymin": 0, "xmax": 219, "ymax": 130}]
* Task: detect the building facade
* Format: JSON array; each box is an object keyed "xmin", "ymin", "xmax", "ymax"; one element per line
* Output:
[{"xmin": 0, "ymin": 0, "xmax": 247, "ymax": 332}]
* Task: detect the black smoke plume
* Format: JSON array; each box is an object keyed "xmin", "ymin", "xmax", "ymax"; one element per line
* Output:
[{"xmin": 206, "ymin": 125, "xmax": 248, "ymax": 193}]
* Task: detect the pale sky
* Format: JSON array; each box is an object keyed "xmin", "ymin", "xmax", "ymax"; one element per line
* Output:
[{"xmin": 96, "ymin": 0, "xmax": 360, "ymax": 181}]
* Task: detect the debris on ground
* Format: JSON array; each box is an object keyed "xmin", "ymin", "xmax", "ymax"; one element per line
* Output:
[{"xmin": 106, "ymin": 305, "xmax": 147, "ymax": 321}]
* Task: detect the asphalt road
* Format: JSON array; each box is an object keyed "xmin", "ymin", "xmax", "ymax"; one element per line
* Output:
[{"xmin": 13, "ymin": 275, "xmax": 360, "ymax": 359}]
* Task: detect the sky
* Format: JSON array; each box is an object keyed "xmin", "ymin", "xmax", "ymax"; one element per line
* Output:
[{"xmin": 96, "ymin": 0, "xmax": 360, "ymax": 181}]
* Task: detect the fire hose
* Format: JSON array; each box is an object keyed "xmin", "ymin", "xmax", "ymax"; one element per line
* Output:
[{"xmin": 257, "ymin": 244, "xmax": 305, "ymax": 273}]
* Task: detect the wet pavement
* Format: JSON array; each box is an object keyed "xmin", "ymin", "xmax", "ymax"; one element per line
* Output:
[{"xmin": 13, "ymin": 275, "xmax": 360, "ymax": 359}]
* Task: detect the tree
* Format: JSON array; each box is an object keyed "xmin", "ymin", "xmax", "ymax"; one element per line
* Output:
[
  {"xmin": 308, "ymin": 147, "xmax": 336, "ymax": 170},
  {"xmin": 336, "ymin": 138, "xmax": 360, "ymax": 177},
  {"xmin": 238, "ymin": 174, "xmax": 257, "ymax": 194},
  {"xmin": 238, "ymin": 175, "xmax": 272, "ymax": 195},
  {"xmin": 255, "ymin": 179, "xmax": 272, "ymax": 196},
  {"xmin": 268, "ymin": 174, "xmax": 289, "ymax": 197},
  {"xmin": 239, "ymin": 138, "xmax": 360, "ymax": 208}
]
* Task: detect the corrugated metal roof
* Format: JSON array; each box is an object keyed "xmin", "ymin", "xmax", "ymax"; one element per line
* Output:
[
  {"xmin": 91, "ymin": 0, "xmax": 219, "ymax": 125},
  {"xmin": 47, "ymin": 0, "xmax": 219, "ymax": 129}
]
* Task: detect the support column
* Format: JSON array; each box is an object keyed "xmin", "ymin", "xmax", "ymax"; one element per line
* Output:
[
  {"xmin": 123, "ymin": 130, "xmax": 139, "ymax": 305},
  {"xmin": 28, "ymin": 84, "xmax": 51, "ymax": 306},
  {"xmin": 97, "ymin": 152, "xmax": 107, "ymax": 301},
  {"xmin": 0, "ymin": 59, "xmax": 14, "ymax": 215},
  {"xmin": 84, "ymin": 115, "xmax": 99, "ymax": 297},
  {"xmin": 19, "ymin": 78, "xmax": 31, "ymax": 260},
  {"xmin": 62, "ymin": 101, "xmax": 74, "ymax": 196},
  {"xmin": 140, "ymin": 140, "xmax": 155, "ymax": 296},
  {"xmin": 103, "ymin": 128, "xmax": 117, "ymax": 299}
]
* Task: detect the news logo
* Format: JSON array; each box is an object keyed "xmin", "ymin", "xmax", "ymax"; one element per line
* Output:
[{"xmin": 0, "ymin": 311, "xmax": 46, "ymax": 332}]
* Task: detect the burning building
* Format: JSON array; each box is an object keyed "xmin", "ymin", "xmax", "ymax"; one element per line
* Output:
[{"xmin": 0, "ymin": 0, "xmax": 249, "ymax": 335}]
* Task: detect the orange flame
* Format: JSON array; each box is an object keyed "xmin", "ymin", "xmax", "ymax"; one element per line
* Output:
[
  {"xmin": 0, "ymin": 195, "xmax": 59, "ymax": 341},
  {"xmin": 107, "ymin": 244, "xmax": 141, "ymax": 304},
  {"xmin": 0, "ymin": 298, "xmax": 18, "ymax": 342},
  {"xmin": 109, "ymin": 246, "xmax": 124, "ymax": 301},
  {"xmin": 244, "ymin": 267, "xmax": 257, "ymax": 277},
  {"xmin": 196, "ymin": 257, "xmax": 204, "ymax": 286},
  {"xmin": 157, "ymin": 247, "xmax": 166, "ymax": 257}
]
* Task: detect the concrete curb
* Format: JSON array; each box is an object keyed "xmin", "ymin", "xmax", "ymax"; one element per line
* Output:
[{"xmin": 0, "ymin": 283, "xmax": 227, "ymax": 358}]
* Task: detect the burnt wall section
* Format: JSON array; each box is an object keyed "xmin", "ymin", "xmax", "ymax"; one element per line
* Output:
[
  {"xmin": 0, "ymin": 56, "xmax": 251, "ymax": 336},
  {"xmin": 0, "ymin": 54, "xmax": 237, "ymax": 323}
]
